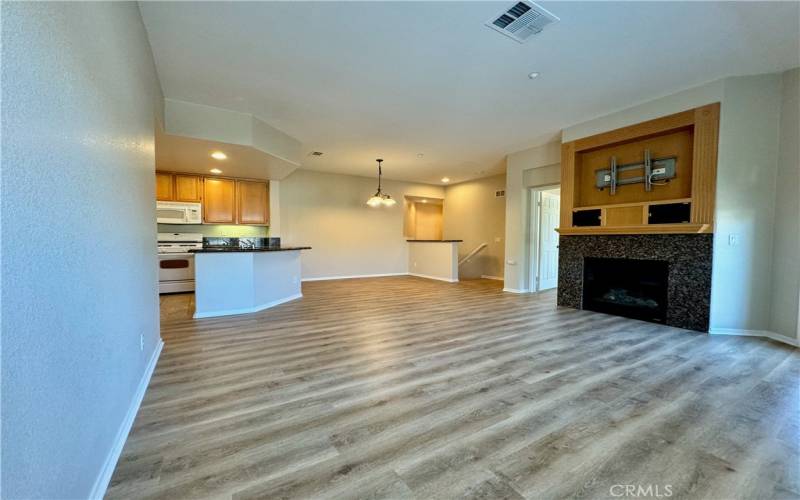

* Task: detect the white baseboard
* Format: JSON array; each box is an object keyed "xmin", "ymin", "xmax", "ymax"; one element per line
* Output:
[
  {"xmin": 193, "ymin": 293, "xmax": 303, "ymax": 319},
  {"xmin": 302, "ymin": 273, "xmax": 407, "ymax": 282},
  {"xmin": 709, "ymin": 328, "xmax": 798, "ymax": 347},
  {"xmin": 503, "ymin": 287, "xmax": 529, "ymax": 294},
  {"xmin": 90, "ymin": 339, "xmax": 163, "ymax": 499},
  {"xmin": 481, "ymin": 275, "xmax": 504, "ymax": 281},
  {"xmin": 408, "ymin": 272, "xmax": 458, "ymax": 283}
]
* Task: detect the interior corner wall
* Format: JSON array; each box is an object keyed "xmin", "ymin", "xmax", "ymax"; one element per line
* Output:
[
  {"xmin": 442, "ymin": 174, "xmax": 507, "ymax": 279},
  {"xmin": 711, "ymin": 73, "xmax": 782, "ymax": 333},
  {"xmin": 769, "ymin": 68, "xmax": 800, "ymax": 341},
  {"xmin": 503, "ymin": 143, "xmax": 562, "ymax": 291},
  {"xmin": 279, "ymin": 169, "xmax": 444, "ymax": 279},
  {"xmin": 1, "ymin": 3, "xmax": 163, "ymax": 499}
]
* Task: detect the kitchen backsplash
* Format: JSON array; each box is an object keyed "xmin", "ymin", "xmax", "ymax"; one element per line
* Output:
[{"xmin": 156, "ymin": 224, "xmax": 269, "ymax": 237}]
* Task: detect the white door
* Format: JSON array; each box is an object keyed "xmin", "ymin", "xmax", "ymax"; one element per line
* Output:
[{"xmin": 537, "ymin": 190, "xmax": 560, "ymax": 290}]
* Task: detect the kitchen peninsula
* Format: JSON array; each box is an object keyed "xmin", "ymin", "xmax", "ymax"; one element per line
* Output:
[{"xmin": 190, "ymin": 238, "xmax": 311, "ymax": 318}]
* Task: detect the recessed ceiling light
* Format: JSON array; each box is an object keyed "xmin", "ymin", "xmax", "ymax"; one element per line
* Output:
[
  {"xmin": 528, "ymin": 72, "xmax": 540, "ymax": 80},
  {"xmin": 209, "ymin": 168, "xmax": 222, "ymax": 174},
  {"xmin": 421, "ymin": 199, "xmax": 428, "ymax": 203},
  {"xmin": 441, "ymin": 177, "xmax": 450, "ymax": 183},
  {"xmin": 211, "ymin": 151, "xmax": 227, "ymax": 160},
  {"xmin": 417, "ymin": 153, "xmax": 424, "ymax": 158}
]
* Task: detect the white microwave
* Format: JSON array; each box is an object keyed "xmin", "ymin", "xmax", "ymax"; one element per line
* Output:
[{"xmin": 156, "ymin": 201, "xmax": 202, "ymax": 224}]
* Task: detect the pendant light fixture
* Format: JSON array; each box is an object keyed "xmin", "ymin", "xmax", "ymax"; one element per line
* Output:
[{"xmin": 366, "ymin": 158, "xmax": 396, "ymax": 207}]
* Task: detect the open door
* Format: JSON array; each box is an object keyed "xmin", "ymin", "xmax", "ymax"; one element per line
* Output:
[{"xmin": 537, "ymin": 190, "xmax": 560, "ymax": 290}]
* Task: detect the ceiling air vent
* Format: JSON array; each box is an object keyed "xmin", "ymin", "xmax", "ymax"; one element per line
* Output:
[{"xmin": 486, "ymin": 1, "xmax": 559, "ymax": 43}]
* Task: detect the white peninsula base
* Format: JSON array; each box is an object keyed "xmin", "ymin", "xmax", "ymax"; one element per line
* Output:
[{"xmin": 193, "ymin": 250, "xmax": 304, "ymax": 319}]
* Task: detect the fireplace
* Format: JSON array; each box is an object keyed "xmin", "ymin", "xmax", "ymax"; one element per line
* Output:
[
  {"xmin": 558, "ymin": 234, "xmax": 713, "ymax": 332},
  {"xmin": 582, "ymin": 257, "xmax": 668, "ymax": 324}
]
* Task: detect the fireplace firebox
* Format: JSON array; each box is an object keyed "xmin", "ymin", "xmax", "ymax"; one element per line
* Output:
[{"xmin": 582, "ymin": 257, "xmax": 669, "ymax": 324}]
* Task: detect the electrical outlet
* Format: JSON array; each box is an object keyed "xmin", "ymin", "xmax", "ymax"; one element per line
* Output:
[
  {"xmin": 603, "ymin": 174, "xmax": 611, "ymax": 182},
  {"xmin": 728, "ymin": 233, "xmax": 739, "ymax": 247},
  {"xmin": 413, "ymin": 261, "xmax": 417, "ymax": 268},
  {"xmin": 140, "ymin": 333, "xmax": 144, "ymax": 351},
  {"xmin": 507, "ymin": 259, "xmax": 517, "ymax": 266},
  {"xmin": 652, "ymin": 167, "xmax": 666, "ymax": 176}
]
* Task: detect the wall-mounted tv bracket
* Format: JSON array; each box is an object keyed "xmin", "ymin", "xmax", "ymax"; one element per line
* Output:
[{"xmin": 595, "ymin": 150, "xmax": 677, "ymax": 193}]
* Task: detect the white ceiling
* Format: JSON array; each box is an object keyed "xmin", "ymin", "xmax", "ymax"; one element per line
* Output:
[
  {"xmin": 140, "ymin": 1, "xmax": 800, "ymax": 184},
  {"xmin": 155, "ymin": 128, "xmax": 298, "ymax": 180}
]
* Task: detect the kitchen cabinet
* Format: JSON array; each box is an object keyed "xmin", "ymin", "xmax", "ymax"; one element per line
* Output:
[
  {"xmin": 174, "ymin": 174, "xmax": 202, "ymax": 202},
  {"xmin": 203, "ymin": 177, "xmax": 236, "ymax": 223},
  {"xmin": 156, "ymin": 172, "xmax": 203, "ymax": 202},
  {"xmin": 236, "ymin": 180, "xmax": 269, "ymax": 225},
  {"xmin": 156, "ymin": 172, "xmax": 174, "ymax": 201}
]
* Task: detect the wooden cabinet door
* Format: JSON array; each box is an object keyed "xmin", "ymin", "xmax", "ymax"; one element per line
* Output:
[
  {"xmin": 174, "ymin": 175, "xmax": 202, "ymax": 202},
  {"xmin": 156, "ymin": 172, "xmax": 174, "ymax": 201},
  {"xmin": 237, "ymin": 180, "xmax": 269, "ymax": 225},
  {"xmin": 203, "ymin": 178, "xmax": 236, "ymax": 223}
]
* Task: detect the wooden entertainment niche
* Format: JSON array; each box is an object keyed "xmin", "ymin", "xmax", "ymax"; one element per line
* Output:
[{"xmin": 557, "ymin": 103, "xmax": 720, "ymax": 235}]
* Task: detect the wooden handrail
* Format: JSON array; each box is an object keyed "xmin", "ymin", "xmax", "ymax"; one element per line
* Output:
[{"xmin": 459, "ymin": 243, "xmax": 488, "ymax": 266}]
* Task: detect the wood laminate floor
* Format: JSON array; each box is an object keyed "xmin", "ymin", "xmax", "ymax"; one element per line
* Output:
[{"xmin": 109, "ymin": 277, "xmax": 799, "ymax": 500}]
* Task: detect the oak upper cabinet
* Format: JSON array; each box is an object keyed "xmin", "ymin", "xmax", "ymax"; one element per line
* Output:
[
  {"xmin": 174, "ymin": 174, "xmax": 202, "ymax": 202},
  {"xmin": 203, "ymin": 177, "xmax": 236, "ymax": 223},
  {"xmin": 156, "ymin": 172, "xmax": 174, "ymax": 201},
  {"xmin": 236, "ymin": 180, "xmax": 269, "ymax": 225}
]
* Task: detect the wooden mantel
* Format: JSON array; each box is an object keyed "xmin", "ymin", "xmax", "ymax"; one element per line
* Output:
[{"xmin": 557, "ymin": 103, "xmax": 720, "ymax": 236}]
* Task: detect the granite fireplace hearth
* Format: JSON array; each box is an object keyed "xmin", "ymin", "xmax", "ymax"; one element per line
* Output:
[{"xmin": 557, "ymin": 234, "xmax": 713, "ymax": 332}]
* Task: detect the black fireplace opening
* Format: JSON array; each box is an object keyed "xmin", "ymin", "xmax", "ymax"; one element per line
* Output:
[{"xmin": 582, "ymin": 257, "xmax": 669, "ymax": 324}]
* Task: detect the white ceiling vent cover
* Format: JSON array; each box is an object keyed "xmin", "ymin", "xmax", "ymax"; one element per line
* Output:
[{"xmin": 486, "ymin": 1, "xmax": 559, "ymax": 43}]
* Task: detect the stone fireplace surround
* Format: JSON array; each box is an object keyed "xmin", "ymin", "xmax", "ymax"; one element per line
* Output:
[{"xmin": 557, "ymin": 234, "xmax": 713, "ymax": 332}]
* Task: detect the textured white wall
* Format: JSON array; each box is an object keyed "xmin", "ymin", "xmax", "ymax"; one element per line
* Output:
[
  {"xmin": 712, "ymin": 73, "xmax": 782, "ymax": 332},
  {"xmin": 769, "ymin": 68, "xmax": 800, "ymax": 341},
  {"xmin": 279, "ymin": 169, "xmax": 444, "ymax": 279},
  {"xmin": 1, "ymin": 3, "xmax": 163, "ymax": 498}
]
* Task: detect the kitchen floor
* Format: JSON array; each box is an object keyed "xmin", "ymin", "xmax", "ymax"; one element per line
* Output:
[
  {"xmin": 159, "ymin": 292, "xmax": 196, "ymax": 322},
  {"xmin": 109, "ymin": 277, "xmax": 799, "ymax": 499}
]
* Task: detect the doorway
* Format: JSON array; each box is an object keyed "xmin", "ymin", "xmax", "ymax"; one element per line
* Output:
[
  {"xmin": 529, "ymin": 186, "xmax": 560, "ymax": 292},
  {"xmin": 404, "ymin": 196, "xmax": 443, "ymax": 240}
]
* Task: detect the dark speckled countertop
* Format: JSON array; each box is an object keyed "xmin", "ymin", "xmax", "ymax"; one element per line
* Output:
[{"xmin": 191, "ymin": 246, "xmax": 311, "ymax": 253}]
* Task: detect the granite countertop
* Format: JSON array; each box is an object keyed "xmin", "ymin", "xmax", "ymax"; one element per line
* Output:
[
  {"xmin": 191, "ymin": 246, "xmax": 311, "ymax": 253},
  {"xmin": 406, "ymin": 239, "xmax": 463, "ymax": 242}
]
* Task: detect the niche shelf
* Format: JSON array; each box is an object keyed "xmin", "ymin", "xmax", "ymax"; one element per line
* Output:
[{"xmin": 557, "ymin": 103, "xmax": 719, "ymax": 236}]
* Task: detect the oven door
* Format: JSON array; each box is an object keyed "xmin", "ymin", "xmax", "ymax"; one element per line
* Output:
[{"xmin": 158, "ymin": 254, "xmax": 195, "ymax": 292}]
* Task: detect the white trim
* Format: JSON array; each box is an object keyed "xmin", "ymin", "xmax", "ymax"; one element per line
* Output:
[
  {"xmin": 90, "ymin": 339, "xmax": 163, "ymax": 500},
  {"xmin": 503, "ymin": 287, "xmax": 529, "ymax": 294},
  {"xmin": 409, "ymin": 272, "xmax": 458, "ymax": 283},
  {"xmin": 193, "ymin": 293, "xmax": 303, "ymax": 319},
  {"xmin": 709, "ymin": 328, "xmax": 799, "ymax": 347},
  {"xmin": 302, "ymin": 273, "xmax": 407, "ymax": 282},
  {"xmin": 481, "ymin": 275, "xmax": 504, "ymax": 281}
]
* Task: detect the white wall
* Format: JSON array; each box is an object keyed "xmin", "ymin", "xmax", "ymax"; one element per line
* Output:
[
  {"xmin": 769, "ymin": 68, "xmax": 800, "ymax": 341},
  {"xmin": 408, "ymin": 242, "xmax": 459, "ymax": 282},
  {"xmin": 443, "ymin": 174, "xmax": 506, "ymax": 279},
  {"xmin": 712, "ymin": 74, "xmax": 782, "ymax": 333},
  {"xmin": 279, "ymin": 169, "xmax": 444, "ymax": 279},
  {"xmin": 555, "ymin": 71, "xmax": 799, "ymax": 339},
  {"xmin": 503, "ymin": 143, "xmax": 561, "ymax": 291},
  {"xmin": 1, "ymin": 3, "xmax": 163, "ymax": 498}
]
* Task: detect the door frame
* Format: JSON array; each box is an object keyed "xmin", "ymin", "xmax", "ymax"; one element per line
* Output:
[{"xmin": 528, "ymin": 184, "xmax": 560, "ymax": 292}]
